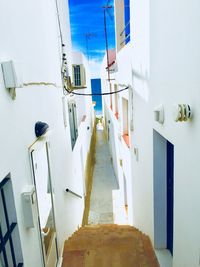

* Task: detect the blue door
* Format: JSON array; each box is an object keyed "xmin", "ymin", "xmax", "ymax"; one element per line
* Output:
[{"xmin": 167, "ymin": 141, "xmax": 174, "ymax": 255}]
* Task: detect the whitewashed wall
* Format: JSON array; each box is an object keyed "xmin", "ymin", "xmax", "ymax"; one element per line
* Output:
[
  {"xmin": 131, "ymin": 0, "xmax": 200, "ymax": 266},
  {"xmin": 100, "ymin": 54, "xmax": 134, "ymax": 225},
  {"xmin": 101, "ymin": 0, "xmax": 200, "ymax": 266},
  {"xmin": 70, "ymin": 51, "xmax": 94, "ymax": 195},
  {"xmin": 72, "ymin": 51, "xmax": 93, "ymax": 127},
  {"xmin": 0, "ymin": 0, "xmax": 93, "ymax": 266}
]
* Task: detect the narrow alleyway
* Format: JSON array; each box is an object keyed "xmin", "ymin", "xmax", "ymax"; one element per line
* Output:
[
  {"xmin": 88, "ymin": 122, "xmax": 119, "ymax": 224},
  {"xmin": 62, "ymin": 121, "xmax": 159, "ymax": 267}
]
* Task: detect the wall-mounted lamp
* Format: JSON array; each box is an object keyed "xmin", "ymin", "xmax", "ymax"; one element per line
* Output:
[
  {"xmin": 173, "ymin": 104, "xmax": 192, "ymax": 122},
  {"xmin": 35, "ymin": 121, "xmax": 49, "ymax": 138}
]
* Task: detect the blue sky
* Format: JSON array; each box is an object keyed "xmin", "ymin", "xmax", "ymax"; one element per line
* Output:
[{"xmin": 68, "ymin": 0, "xmax": 115, "ymax": 78}]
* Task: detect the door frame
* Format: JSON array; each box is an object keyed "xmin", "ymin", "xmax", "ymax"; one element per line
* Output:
[
  {"xmin": 153, "ymin": 130, "xmax": 174, "ymax": 255},
  {"xmin": 29, "ymin": 138, "xmax": 59, "ymax": 266}
]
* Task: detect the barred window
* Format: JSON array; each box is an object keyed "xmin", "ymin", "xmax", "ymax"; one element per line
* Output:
[
  {"xmin": 72, "ymin": 64, "xmax": 86, "ymax": 87},
  {"xmin": 73, "ymin": 65, "xmax": 81, "ymax": 86},
  {"xmin": 0, "ymin": 174, "xmax": 23, "ymax": 267}
]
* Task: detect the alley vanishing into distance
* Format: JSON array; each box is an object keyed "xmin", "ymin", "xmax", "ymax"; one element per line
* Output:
[
  {"xmin": 62, "ymin": 122, "xmax": 159, "ymax": 267},
  {"xmin": 1, "ymin": 0, "xmax": 199, "ymax": 266},
  {"xmin": 88, "ymin": 122, "xmax": 119, "ymax": 225}
]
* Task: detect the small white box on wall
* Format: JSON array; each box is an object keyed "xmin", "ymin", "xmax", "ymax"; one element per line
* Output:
[
  {"xmin": 1, "ymin": 60, "xmax": 23, "ymax": 99},
  {"xmin": 21, "ymin": 185, "xmax": 37, "ymax": 228},
  {"xmin": 1, "ymin": 61, "xmax": 19, "ymax": 88}
]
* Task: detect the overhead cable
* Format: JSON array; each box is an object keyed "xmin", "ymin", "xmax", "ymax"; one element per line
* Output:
[{"xmin": 64, "ymin": 86, "xmax": 129, "ymax": 96}]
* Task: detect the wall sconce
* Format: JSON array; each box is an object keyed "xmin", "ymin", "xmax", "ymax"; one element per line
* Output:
[
  {"xmin": 173, "ymin": 104, "xmax": 192, "ymax": 122},
  {"xmin": 35, "ymin": 121, "xmax": 49, "ymax": 137}
]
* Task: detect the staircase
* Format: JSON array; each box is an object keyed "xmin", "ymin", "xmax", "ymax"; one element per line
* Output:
[{"xmin": 62, "ymin": 224, "xmax": 159, "ymax": 267}]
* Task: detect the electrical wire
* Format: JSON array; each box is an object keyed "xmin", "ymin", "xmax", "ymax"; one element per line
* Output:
[
  {"xmin": 64, "ymin": 86, "xmax": 129, "ymax": 96},
  {"xmin": 55, "ymin": 0, "xmax": 64, "ymax": 47},
  {"xmin": 54, "ymin": 1, "xmax": 127, "ymax": 98}
]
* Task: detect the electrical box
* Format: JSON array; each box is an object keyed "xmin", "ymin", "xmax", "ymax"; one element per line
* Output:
[
  {"xmin": 154, "ymin": 105, "xmax": 164, "ymax": 124},
  {"xmin": 22, "ymin": 185, "xmax": 37, "ymax": 228},
  {"xmin": 1, "ymin": 61, "xmax": 19, "ymax": 89}
]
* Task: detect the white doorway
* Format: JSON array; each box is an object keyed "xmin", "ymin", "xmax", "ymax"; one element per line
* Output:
[
  {"xmin": 153, "ymin": 130, "xmax": 174, "ymax": 255},
  {"xmin": 30, "ymin": 142, "xmax": 58, "ymax": 267}
]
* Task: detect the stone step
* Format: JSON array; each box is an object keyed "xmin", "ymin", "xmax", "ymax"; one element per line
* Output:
[{"xmin": 62, "ymin": 224, "xmax": 159, "ymax": 267}]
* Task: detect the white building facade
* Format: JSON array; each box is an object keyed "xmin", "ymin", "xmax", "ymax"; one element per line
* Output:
[
  {"xmin": 0, "ymin": 0, "xmax": 94, "ymax": 266},
  {"xmin": 101, "ymin": 0, "xmax": 200, "ymax": 266}
]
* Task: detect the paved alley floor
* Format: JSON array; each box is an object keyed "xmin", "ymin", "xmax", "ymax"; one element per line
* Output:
[
  {"xmin": 62, "ymin": 123, "xmax": 160, "ymax": 267},
  {"xmin": 88, "ymin": 123, "xmax": 128, "ymax": 224},
  {"xmin": 88, "ymin": 124, "xmax": 119, "ymax": 224}
]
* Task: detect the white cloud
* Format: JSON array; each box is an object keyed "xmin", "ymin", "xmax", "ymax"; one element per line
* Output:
[
  {"xmin": 89, "ymin": 49, "xmax": 106, "ymax": 54},
  {"xmin": 88, "ymin": 59, "xmax": 102, "ymax": 79}
]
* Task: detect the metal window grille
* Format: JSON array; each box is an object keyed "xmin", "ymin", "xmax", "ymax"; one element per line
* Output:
[
  {"xmin": 120, "ymin": 0, "xmax": 130, "ymax": 46},
  {"xmin": 124, "ymin": 0, "xmax": 130, "ymax": 44},
  {"xmin": 0, "ymin": 175, "xmax": 23, "ymax": 267},
  {"xmin": 73, "ymin": 65, "xmax": 81, "ymax": 86}
]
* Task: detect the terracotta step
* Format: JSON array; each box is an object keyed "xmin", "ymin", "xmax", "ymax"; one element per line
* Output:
[{"xmin": 62, "ymin": 224, "xmax": 159, "ymax": 267}]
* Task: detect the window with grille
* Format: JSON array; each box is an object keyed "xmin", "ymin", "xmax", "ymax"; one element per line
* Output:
[
  {"xmin": 73, "ymin": 65, "xmax": 81, "ymax": 86},
  {"xmin": 72, "ymin": 64, "xmax": 86, "ymax": 87},
  {"xmin": 116, "ymin": 0, "xmax": 130, "ymax": 49},
  {"xmin": 0, "ymin": 174, "xmax": 23, "ymax": 267},
  {"xmin": 124, "ymin": 0, "xmax": 130, "ymax": 44}
]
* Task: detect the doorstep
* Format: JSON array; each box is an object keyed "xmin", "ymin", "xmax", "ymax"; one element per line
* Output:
[{"xmin": 155, "ymin": 249, "xmax": 172, "ymax": 267}]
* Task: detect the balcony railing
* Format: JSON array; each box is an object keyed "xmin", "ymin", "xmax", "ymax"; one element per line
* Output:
[{"xmin": 120, "ymin": 21, "xmax": 130, "ymax": 47}]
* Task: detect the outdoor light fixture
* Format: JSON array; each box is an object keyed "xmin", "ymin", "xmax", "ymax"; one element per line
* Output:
[
  {"xmin": 35, "ymin": 121, "xmax": 49, "ymax": 138},
  {"xmin": 173, "ymin": 104, "xmax": 192, "ymax": 122}
]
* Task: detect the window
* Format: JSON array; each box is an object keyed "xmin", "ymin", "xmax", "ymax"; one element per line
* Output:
[
  {"xmin": 72, "ymin": 64, "xmax": 86, "ymax": 87},
  {"xmin": 0, "ymin": 174, "xmax": 23, "ymax": 267},
  {"xmin": 124, "ymin": 0, "xmax": 130, "ymax": 45},
  {"xmin": 68, "ymin": 101, "xmax": 78, "ymax": 149},
  {"xmin": 115, "ymin": 0, "xmax": 130, "ymax": 51},
  {"xmin": 73, "ymin": 65, "xmax": 81, "ymax": 86}
]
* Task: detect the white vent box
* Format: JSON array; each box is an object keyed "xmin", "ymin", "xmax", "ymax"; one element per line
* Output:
[
  {"xmin": 1, "ymin": 61, "xmax": 19, "ymax": 89},
  {"xmin": 22, "ymin": 185, "xmax": 37, "ymax": 228}
]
